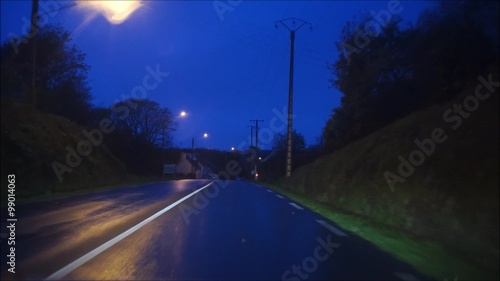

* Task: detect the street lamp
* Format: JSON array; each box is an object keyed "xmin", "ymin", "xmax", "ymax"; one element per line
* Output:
[
  {"xmin": 191, "ymin": 133, "xmax": 208, "ymax": 175},
  {"xmin": 78, "ymin": 0, "xmax": 142, "ymax": 25},
  {"xmin": 176, "ymin": 110, "xmax": 207, "ymax": 177},
  {"xmin": 28, "ymin": 0, "xmax": 141, "ymax": 108}
]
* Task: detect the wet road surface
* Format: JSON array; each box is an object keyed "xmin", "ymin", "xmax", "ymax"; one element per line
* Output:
[{"xmin": 1, "ymin": 180, "xmax": 429, "ymax": 280}]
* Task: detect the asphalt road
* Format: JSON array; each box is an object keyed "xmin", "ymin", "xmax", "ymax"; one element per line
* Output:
[{"xmin": 1, "ymin": 180, "xmax": 429, "ymax": 280}]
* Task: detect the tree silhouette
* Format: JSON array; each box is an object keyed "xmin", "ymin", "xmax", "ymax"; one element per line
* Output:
[
  {"xmin": 323, "ymin": 0, "xmax": 499, "ymax": 153},
  {"xmin": 111, "ymin": 98, "xmax": 176, "ymax": 148},
  {"xmin": 1, "ymin": 24, "xmax": 92, "ymax": 124},
  {"xmin": 108, "ymin": 98, "xmax": 177, "ymax": 175}
]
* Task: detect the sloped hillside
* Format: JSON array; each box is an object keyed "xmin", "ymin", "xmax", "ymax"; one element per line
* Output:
[
  {"xmin": 1, "ymin": 100, "xmax": 126, "ymax": 198},
  {"xmin": 286, "ymin": 75, "xmax": 499, "ymax": 276}
]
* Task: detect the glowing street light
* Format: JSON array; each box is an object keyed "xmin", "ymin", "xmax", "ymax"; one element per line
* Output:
[
  {"xmin": 28, "ymin": 0, "xmax": 141, "ymax": 108},
  {"xmin": 179, "ymin": 111, "xmax": 187, "ymax": 117},
  {"xmin": 191, "ymin": 132, "xmax": 208, "ymax": 176},
  {"xmin": 78, "ymin": 0, "xmax": 142, "ymax": 24},
  {"xmin": 231, "ymin": 147, "xmax": 235, "ymax": 151}
]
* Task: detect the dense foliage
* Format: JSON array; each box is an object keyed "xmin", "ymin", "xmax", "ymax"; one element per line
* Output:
[
  {"xmin": 323, "ymin": 0, "xmax": 499, "ymax": 152},
  {"xmin": 105, "ymin": 99, "xmax": 177, "ymax": 175},
  {"xmin": 259, "ymin": 131, "xmax": 321, "ymax": 181},
  {"xmin": 1, "ymin": 25, "xmax": 178, "ymax": 177},
  {"xmin": 1, "ymin": 25, "xmax": 93, "ymax": 124}
]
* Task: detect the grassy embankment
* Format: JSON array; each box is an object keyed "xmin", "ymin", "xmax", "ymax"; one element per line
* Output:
[
  {"xmin": 0, "ymin": 100, "xmax": 189, "ymax": 206},
  {"xmin": 1, "ymin": 99, "xmax": 129, "ymax": 203},
  {"xmin": 261, "ymin": 76, "xmax": 499, "ymax": 280},
  {"xmin": 261, "ymin": 182, "xmax": 490, "ymax": 280}
]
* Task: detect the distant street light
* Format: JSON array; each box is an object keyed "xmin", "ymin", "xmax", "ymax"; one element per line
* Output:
[
  {"xmin": 191, "ymin": 133, "xmax": 208, "ymax": 175},
  {"xmin": 179, "ymin": 111, "xmax": 187, "ymax": 117},
  {"xmin": 231, "ymin": 147, "xmax": 235, "ymax": 151}
]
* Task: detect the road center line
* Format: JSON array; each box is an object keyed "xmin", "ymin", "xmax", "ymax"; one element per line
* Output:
[
  {"xmin": 266, "ymin": 190, "xmax": 273, "ymax": 193},
  {"xmin": 276, "ymin": 194, "xmax": 284, "ymax": 199},
  {"xmin": 45, "ymin": 182, "xmax": 214, "ymax": 280},
  {"xmin": 315, "ymin": 220, "xmax": 348, "ymax": 237},
  {"xmin": 289, "ymin": 202, "xmax": 303, "ymax": 210}
]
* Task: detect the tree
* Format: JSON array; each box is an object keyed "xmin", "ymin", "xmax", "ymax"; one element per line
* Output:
[
  {"xmin": 273, "ymin": 130, "xmax": 306, "ymax": 152},
  {"xmin": 112, "ymin": 99, "xmax": 176, "ymax": 148},
  {"xmin": 108, "ymin": 98, "xmax": 176, "ymax": 175},
  {"xmin": 326, "ymin": 15, "xmax": 420, "ymax": 151},
  {"xmin": 259, "ymin": 131, "xmax": 307, "ymax": 180},
  {"xmin": 1, "ymin": 24, "xmax": 93, "ymax": 124},
  {"xmin": 323, "ymin": 0, "xmax": 499, "ymax": 153}
]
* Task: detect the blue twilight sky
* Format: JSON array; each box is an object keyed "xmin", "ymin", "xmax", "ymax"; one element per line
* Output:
[{"xmin": 0, "ymin": 0, "xmax": 435, "ymax": 150}]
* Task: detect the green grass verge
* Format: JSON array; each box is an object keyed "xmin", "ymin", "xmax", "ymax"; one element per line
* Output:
[{"xmin": 258, "ymin": 181, "xmax": 493, "ymax": 281}]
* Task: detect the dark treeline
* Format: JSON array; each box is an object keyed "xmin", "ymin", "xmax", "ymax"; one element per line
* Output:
[
  {"xmin": 94, "ymin": 98, "xmax": 178, "ymax": 175},
  {"xmin": 323, "ymin": 0, "xmax": 499, "ymax": 153},
  {"xmin": 2, "ymin": 1, "xmax": 498, "ymax": 181},
  {"xmin": 259, "ymin": 131, "xmax": 322, "ymax": 181},
  {"xmin": 0, "ymin": 25, "xmax": 178, "ymax": 177},
  {"xmin": 1, "ymin": 25, "xmax": 93, "ymax": 124}
]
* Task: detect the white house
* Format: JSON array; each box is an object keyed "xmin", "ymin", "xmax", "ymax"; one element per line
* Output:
[{"xmin": 175, "ymin": 152, "xmax": 205, "ymax": 179}]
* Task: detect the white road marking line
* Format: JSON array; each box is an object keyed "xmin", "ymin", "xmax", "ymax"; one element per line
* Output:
[
  {"xmin": 394, "ymin": 272, "xmax": 419, "ymax": 281},
  {"xmin": 251, "ymin": 183, "xmax": 264, "ymax": 188},
  {"xmin": 289, "ymin": 202, "xmax": 303, "ymax": 210},
  {"xmin": 315, "ymin": 220, "xmax": 348, "ymax": 237},
  {"xmin": 266, "ymin": 190, "xmax": 273, "ymax": 193},
  {"xmin": 276, "ymin": 194, "xmax": 284, "ymax": 199},
  {"xmin": 45, "ymin": 182, "xmax": 214, "ymax": 280}
]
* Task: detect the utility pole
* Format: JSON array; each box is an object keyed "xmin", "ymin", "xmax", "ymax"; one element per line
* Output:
[
  {"xmin": 248, "ymin": 125, "xmax": 255, "ymax": 147},
  {"xmin": 30, "ymin": 0, "xmax": 39, "ymax": 108},
  {"xmin": 250, "ymin": 119, "xmax": 264, "ymax": 149},
  {"xmin": 250, "ymin": 119, "xmax": 264, "ymax": 180},
  {"xmin": 275, "ymin": 17, "xmax": 311, "ymax": 177},
  {"xmin": 191, "ymin": 137, "xmax": 194, "ymax": 175}
]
